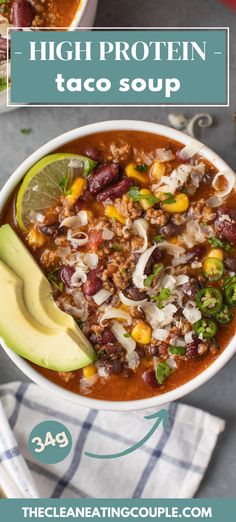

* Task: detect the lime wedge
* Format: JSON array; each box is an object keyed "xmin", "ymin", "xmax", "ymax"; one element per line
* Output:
[{"xmin": 16, "ymin": 153, "xmax": 97, "ymax": 231}]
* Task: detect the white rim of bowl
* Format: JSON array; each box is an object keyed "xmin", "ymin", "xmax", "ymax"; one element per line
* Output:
[
  {"xmin": 0, "ymin": 119, "xmax": 236, "ymax": 411},
  {"xmin": 70, "ymin": 0, "xmax": 90, "ymax": 28}
]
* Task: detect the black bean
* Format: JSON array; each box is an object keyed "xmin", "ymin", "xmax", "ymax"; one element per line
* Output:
[
  {"xmin": 125, "ymin": 286, "xmax": 147, "ymax": 301},
  {"xmin": 89, "ymin": 164, "xmax": 119, "ymax": 196},
  {"xmin": 182, "ymin": 279, "xmax": 201, "ymax": 299},
  {"xmin": 144, "ymin": 247, "xmax": 162, "ymax": 275},
  {"xmin": 202, "ymin": 171, "xmax": 214, "ymax": 185},
  {"xmin": 191, "ymin": 245, "xmax": 205, "ymax": 260},
  {"xmin": 97, "ymin": 177, "xmax": 134, "ymax": 201},
  {"xmin": 160, "ymin": 222, "xmax": 185, "ymax": 239},
  {"xmin": 40, "ymin": 225, "xmax": 57, "ymax": 236},
  {"xmin": 103, "ymin": 360, "xmax": 122, "ymax": 375}
]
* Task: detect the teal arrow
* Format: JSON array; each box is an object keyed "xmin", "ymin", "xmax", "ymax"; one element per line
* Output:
[{"xmin": 85, "ymin": 409, "xmax": 169, "ymax": 460}]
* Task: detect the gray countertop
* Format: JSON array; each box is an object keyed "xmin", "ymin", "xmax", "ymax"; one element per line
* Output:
[{"xmin": 0, "ymin": 0, "xmax": 236, "ymax": 498}]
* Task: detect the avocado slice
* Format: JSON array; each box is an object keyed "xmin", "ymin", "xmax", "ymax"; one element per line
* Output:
[
  {"xmin": 0, "ymin": 260, "xmax": 95, "ymax": 371},
  {"xmin": 0, "ymin": 225, "xmax": 95, "ymax": 362},
  {"xmin": 0, "ymin": 225, "xmax": 80, "ymax": 330}
]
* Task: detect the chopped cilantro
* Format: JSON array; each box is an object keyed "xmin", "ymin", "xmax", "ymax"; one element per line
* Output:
[
  {"xmin": 156, "ymin": 362, "xmax": 172, "ymax": 385},
  {"xmin": 144, "ymin": 263, "xmax": 164, "ymax": 288},
  {"xmin": 82, "ymin": 158, "xmax": 97, "ymax": 177},
  {"xmin": 76, "ymin": 319, "xmax": 85, "ymax": 329},
  {"xmin": 153, "ymin": 234, "xmax": 164, "ymax": 243},
  {"xmin": 163, "ymin": 192, "xmax": 176, "ymax": 204},
  {"xmin": 168, "ymin": 345, "xmax": 186, "ymax": 356},
  {"xmin": 208, "ymin": 236, "xmax": 232, "ymax": 253},
  {"xmin": 151, "ymin": 288, "xmax": 170, "ymax": 308},
  {"xmin": 48, "ymin": 268, "xmax": 64, "ymax": 292},
  {"xmin": 128, "ymin": 186, "xmax": 159, "ymax": 205},
  {"xmin": 59, "ymin": 175, "xmax": 71, "ymax": 195},
  {"xmin": 20, "ymin": 128, "xmax": 32, "ymax": 135},
  {"xmin": 123, "ymin": 333, "xmax": 131, "ymax": 338},
  {"xmin": 135, "ymin": 164, "xmax": 148, "ymax": 173}
]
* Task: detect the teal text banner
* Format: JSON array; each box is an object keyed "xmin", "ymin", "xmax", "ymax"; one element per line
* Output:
[
  {"xmin": 10, "ymin": 29, "xmax": 228, "ymax": 106},
  {"xmin": 0, "ymin": 498, "xmax": 236, "ymax": 521}
]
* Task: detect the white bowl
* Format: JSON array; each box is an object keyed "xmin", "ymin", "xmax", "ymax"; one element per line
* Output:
[
  {"xmin": 1, "ymin": 119, "xmax": 236, "ymax": 411},
  {"xmin": 0, "ymin": 0, "xmax": 98, "ymax": 112}
]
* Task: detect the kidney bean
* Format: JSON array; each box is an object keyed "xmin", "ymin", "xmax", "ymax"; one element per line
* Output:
[
  {"xmin": 186, "ymin": 336, "xmax": 199, "ymax": 359},
  {"xmin": 0, "ymin": 37, "xmax": 8, "ymax": 61},
  {"xmin": 160, "ymin": 222, "xmax": 185, "ymax": 239},
  {"xmin": 142, "ymin": 369, "xmax": 159, "ymax": 387},
  {"xmin": 100, "ymin": 328, "xmax": 117, "ymax": 345},
  {"xmin": 83, "ymin": 268, "xmax": 102, "ymax": 296},
  {"xmin": 126, "ymin": 286, "xmax": 147, "ymax": 301},
  {"xmin": 215, "ymin": 206, "xmax": 236, "ymax": 244},
  {"xmin": 11, "ymin": 0, "xmax": 35, "ymax": 28},
  {"xmin": 225, "ymin": 256, "xmax": 236, "ymax": 272},
  {"xmin": 97, "ymin": 177, "xmax": 134, "ymax": 201},
  {"xmin": 89, "ymin": 164, "xmax": 119, "ymax": 195},
  {"xmin": 60, "ymin": 266, "xmax": 75, "ymax": 288},
  {"xmin": 144, "ymin": 246, "xmax": 162, "ymax": 275},
  {"xmin": 84, "ymin": 146, "xmax": 103, "ymax": 163}
]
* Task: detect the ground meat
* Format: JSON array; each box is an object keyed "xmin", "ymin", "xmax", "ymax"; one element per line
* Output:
[
  {"xmin": 103, "ymin": 140, "xmax": 131, "ymax": 163},
  {"xmin": 130, "ymin": 306, "xmax": 145, "ymax": 319},
  {"xmin": 102, "ymin": 252, "xmax": 135, "ymax": 290},
  {"xmin": 145, "ymin": 208, "xmax": 168, "ymax": 227},
  {"xmin": 131, "ymin": 235, "xmax": 145, "ymax": 252},
  {"xmin": 189, "ymin": 199, "xmax": 216, "ymax": 222},
  {"xmin": 58, "ymin": 371, "xmax": 75, "ymax": 383},
  {"xmin": 115, "ymin": 195, "xmax": 143, "ymax": 219},
  {"xmin": 40, "ymin": 249, "xmax": 60, "ymax": 269}
]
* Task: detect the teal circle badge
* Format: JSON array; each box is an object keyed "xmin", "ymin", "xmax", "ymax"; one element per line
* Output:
[{"xmin": 28, "ymin": 420, "xmax": 72, "ymax": 464}]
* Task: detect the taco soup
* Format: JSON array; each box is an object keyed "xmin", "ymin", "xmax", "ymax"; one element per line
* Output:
[{"xmin": 0, "ymin": 129, "xmax": 236, "ymax": 402}]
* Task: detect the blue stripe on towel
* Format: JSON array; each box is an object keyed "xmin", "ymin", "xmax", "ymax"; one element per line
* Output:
[
  {"xmin": 8, "ymin": 382, "xmax": 29, "ymax": 429},
  {"xmin": 132, "ymin": 402, "xmax": 178, "ymax": 498},
  {"xmin": 0, "ymin": 388, "xmax": 204, "ymax": 476},
  {"xmin": 26, "ymin": 459, "xmax": 90, "ymax": 498},
  {"xmin": 51, "ymin": 410, "xmax": 98, "ymax": 498},
  {"xmin": 0, "ymin": 446, "xmax": 20, "ymax": 461}
]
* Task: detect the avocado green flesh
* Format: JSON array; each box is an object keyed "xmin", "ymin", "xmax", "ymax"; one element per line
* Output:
[{"xmin": 0, "ymin": 261, "xmax": 95, "ymax": 371}]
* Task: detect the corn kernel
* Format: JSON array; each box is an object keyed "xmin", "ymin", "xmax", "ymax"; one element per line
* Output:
[
  {"xmin": 66, "ymin": 177, "xmax": 86, "ymax": 203},
  {"xmin": 83, "ymin": 365, "xmax": 97, "ymax": 379},
  {"xmin": 150, "ymin": 161, "xmax": 166, "ymax": 181},
  {"xmin": 206, "ymin": 248, "xmax": 224, "ymax": 261},
  {"xmin": 163, "ymin": 193, "xmax": 189, "ymax": 213},
  {"xmin": 139, "ymin": 189, "xmax": 154, "ymax": 210},
  {"xmin": 105, "ymin": 204, "xmax": 126, "ymax": 225},
  {"xmin": 131, "ymin": 322, "xmax": 152, "ymax": 345},
  {"xmin": 27, "ymin": 227, "xmax": 45, "ymax": 248},
  {"xmin": 125, "ymin": 163, "xmax": 148, "ymax": 184}
]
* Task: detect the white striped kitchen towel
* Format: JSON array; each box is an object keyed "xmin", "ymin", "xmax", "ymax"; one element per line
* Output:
[{"xmin": 0, "ymin": 381, "xmax": 225, "ymax": 499}]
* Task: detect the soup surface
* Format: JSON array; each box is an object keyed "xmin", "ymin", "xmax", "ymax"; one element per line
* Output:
[
  {"xmin": 1, "ymin": 130, "xmax": 236, "ymax": 401},
  {"xmin": 0, "ymin": 0, "xmax": 80, "ymax": 28}
]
